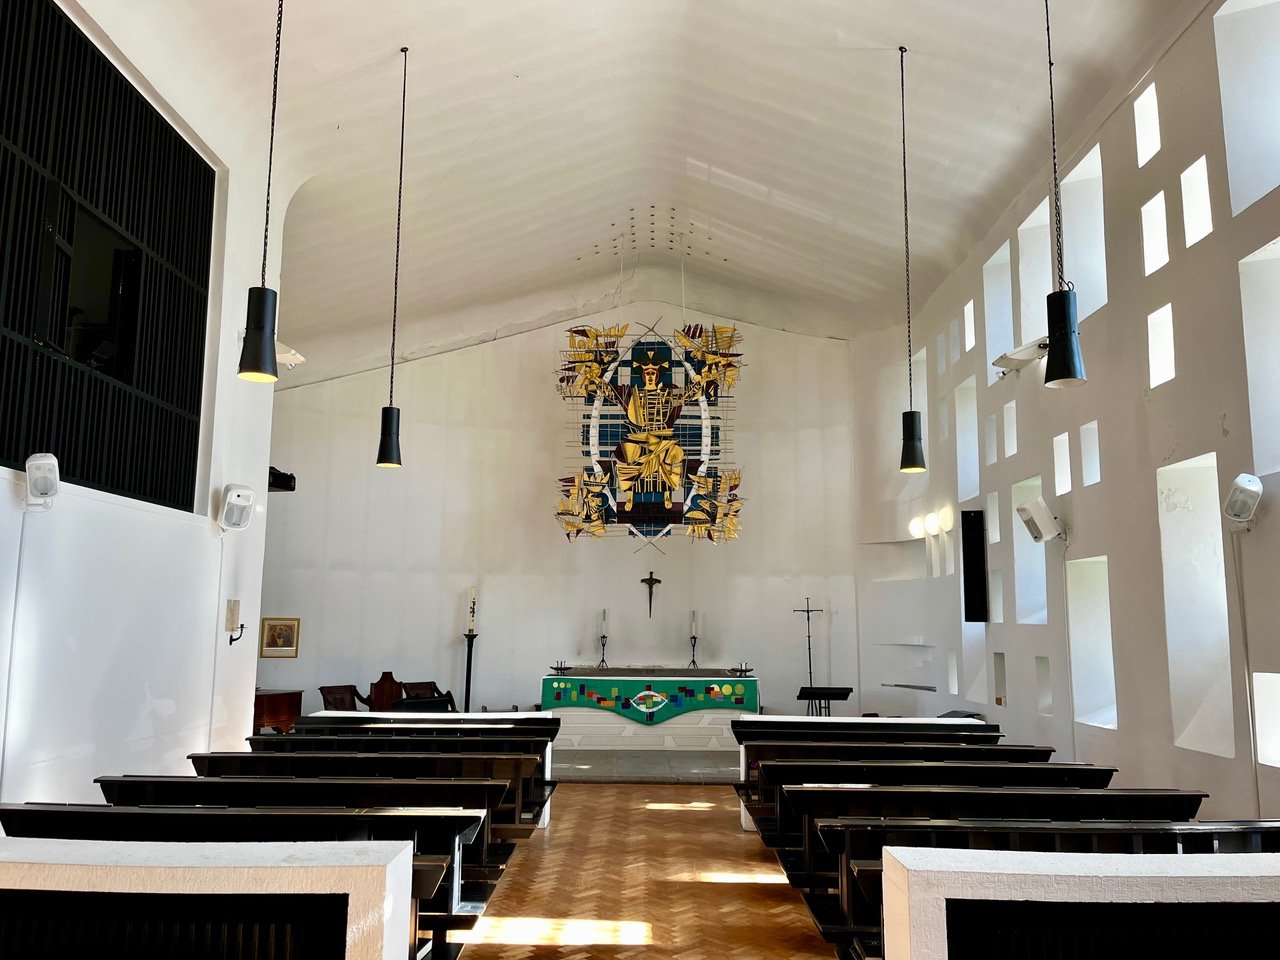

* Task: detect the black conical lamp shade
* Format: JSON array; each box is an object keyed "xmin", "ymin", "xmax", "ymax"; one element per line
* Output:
[
  {"xmin": 1044, "ymin": 288, "xmax": 1086, "ymax": 387},
  {"xmin": 239, "ymin": 287, "xmax": 279, "ymax": 382},
  {"xmin": 376, "ymin": 405, "xmax": 402, "ymax": 468},
  {"xmin": 900, "ymin": 410, "xmax": 926, "ymax": 473}
]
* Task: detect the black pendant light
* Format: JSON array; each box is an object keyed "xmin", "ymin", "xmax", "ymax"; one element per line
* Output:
[
  {"xmin": 1042, "ymin": 0, "xmax": 1086, "ymax": 388},
  {"xmin": 897, "ymin": 47, "xmax": 926, "ymax": 474},
  {"xmin": 239, "ymin": 0, "xmax": 284, "ymax": 383},
  {"xmin": 376, "ymin": 46, "xmax": 410, "ymax": 469}
]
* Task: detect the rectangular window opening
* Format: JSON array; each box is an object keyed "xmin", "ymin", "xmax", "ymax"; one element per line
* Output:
[
  {"xmin": 1148, "ymin": 303, "xmax": 1176, "ymax": 388},
  {"xmin": 1239, "ymin": 236, "xmax": 1280, "ymax": 475},
  {"xmin": 984, "ymin": 244, "xmax": 1014, "ymax": 385},
  {"xmin": 1062, "ymin": 145, "xmax": 1109, "ymax": 321},
  {"xmin": 963, "ymin": 300, "xmax": 976, "ymax": 353},
  {"xmin": 986, "ymin": 491, "xmax": 1001, "ymax": 544},
  {"xmin": 1012, "ymin": 476, "xmax": 1048, "ymax": 625},
  {"xmin": 1080, "ymin": 420, "xmax": 1102, "ymax": 487},
  {"xmin": 1003, "ymin": 401, "xmax": 1018, "ymax": 458},
  {"xmin": 993, "ymin": 651, "xmax": 1008, "ymax": 708},
  {"xmin": 1053, "ymin": 432, "xmax": 1072, "ymax": 495},
  {"xmin": 983, "ymin": 413, "xmax": 998, "ymax": 467},
  {"xmin": 1134, "ymin": 83, "xmax": 1161, "ymax": 168},
  {"xmin": 1180, "ymin": 156, "xmax": 1214, "ymax": 247},
  {"xmin": 1017, "ymin": 199, "xmax": 1053, "ymax": 345},
  {"xmin": 1157, "ymin": 453, "xmax": 1235, "ymax": 758},
  {"xmin": 1142, "ymin": 192, "xmax": 1170, "ymax": 276},
  {"xmin": 1067, "ymin": 555, "xmax": 1118, "ymax": 729},
  {"xmin": 989, "ymin": 571, "xmax": 1004, "ymax": 624},
  {"xmin": 955, "ymin": 377, "xmax": 980, "ymax": 502}
]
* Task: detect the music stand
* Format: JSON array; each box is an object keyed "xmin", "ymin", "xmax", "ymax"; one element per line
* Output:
[{"xmin": 797, "ymin": 686, "xmax": 853, "ymax": 717}]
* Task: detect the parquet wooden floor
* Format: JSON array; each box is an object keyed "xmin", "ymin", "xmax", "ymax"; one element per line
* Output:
[{"xmin": 453, "ymin": 782, "xmax": 831, "ymax": 959}]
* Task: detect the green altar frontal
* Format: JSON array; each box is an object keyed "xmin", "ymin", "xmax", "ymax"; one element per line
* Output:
[{"xmin": 542, "ymin": 673, "xmax": 759, "ymax": 724}]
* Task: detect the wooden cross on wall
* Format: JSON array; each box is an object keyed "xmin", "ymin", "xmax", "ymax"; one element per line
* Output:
[{"xmin": 641, "ymin": 571, "xmax": 662, "ymax": 618}]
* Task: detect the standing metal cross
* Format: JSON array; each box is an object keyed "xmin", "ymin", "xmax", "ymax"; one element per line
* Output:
[
  {"xmin": 793, "ymin": 597, "xmax": 824, "ymax": 687},
  {"xmin": 641, "ymin": 571, "xmax": 662, "ymax": 618}
]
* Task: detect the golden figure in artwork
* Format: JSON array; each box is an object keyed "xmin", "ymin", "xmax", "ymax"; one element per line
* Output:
[{"xmin": 557, "ymin": 323, "xmax": 744, "ymax": 539}]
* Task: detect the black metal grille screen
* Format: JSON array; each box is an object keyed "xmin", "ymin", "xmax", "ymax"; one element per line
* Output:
[
  {"xmin": 0, "ymin": 889, "xmax": 348, "ymax": 960},
  {"xmin": 0, "ymin": 0, "xmax": 215, "ymax": 511},
  {"xmin": 945, "ymin": 898, "xmax": 1280, "ymax": 959}
]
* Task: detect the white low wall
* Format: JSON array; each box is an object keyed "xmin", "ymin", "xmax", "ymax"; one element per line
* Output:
[
  {"xmin": 548, "ymin": 707, "xmax": 746, "ymax": 751},
  {"xmin": 883, "ymin": 847, "xmax": 1280, "ymax": 960},
  {"xmin": 0, "ymin": 837, "xmax": 414, "ymax": 960}
]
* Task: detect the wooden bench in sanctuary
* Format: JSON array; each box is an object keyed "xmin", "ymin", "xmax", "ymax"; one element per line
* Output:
[
  {"xmin": 813, "ymin": 817, "xmax": 1280, "ymax": 959},
  {"xmin": 737, "ymin": 740, "xmax": 1055, "ymax": 802},
  {"xmin": 777, "ymin": 783, "xmax": 1208, "ymax": 891},
  {"xmin": 730, "ymin": 716, "xmax": 1003, "ymax": 745},
  {"xmin": 191, "ymin": 750, "xmax": 551, "ymax": 827},
  {"xmin": 95, "ymin": 774, "xmax": 522, "ymax": 891},
  {"xmin": 0, "ymin": 803, "xmax": 487, "ymax": 957},
  {"xmin": 743, "ymin": 758, "xmax": 1118, "ymax": 837}
]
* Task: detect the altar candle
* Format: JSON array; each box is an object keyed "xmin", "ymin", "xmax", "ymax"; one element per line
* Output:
[
  {"xmin": 691, "ymin": 610, "xmax": 697, "ymax": 635},
  {"xmin": 602, "ymin": 608, "xmax": 608, "ymax": 628},
  {"xmin": 467, "ymin": 586, "xmax": 477, "ymax": 631}
]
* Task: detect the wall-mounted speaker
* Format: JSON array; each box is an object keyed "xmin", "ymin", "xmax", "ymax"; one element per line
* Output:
[
  {"xmin": 960, "ymin": 509, "xmax": 989, "ymax": 622},
  {"xmin": 218, "ymin": 484, "xmax": 255, "ymax": 531}
]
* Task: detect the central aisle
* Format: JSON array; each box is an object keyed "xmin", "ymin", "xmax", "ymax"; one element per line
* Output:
[{"xmin": 454, "ymin": 783, "xmax": 831, "ymax": 958}]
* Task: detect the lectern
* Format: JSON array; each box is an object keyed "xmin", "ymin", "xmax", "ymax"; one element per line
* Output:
[{"xmin": 796, "ymin": 685, "xmax": 853, "ymax": 717}]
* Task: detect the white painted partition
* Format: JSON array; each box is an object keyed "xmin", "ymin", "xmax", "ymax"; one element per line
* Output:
[
  {"xmin": 882, "ymin": 847, "xmax": 1280, "ymax": 960},
  {"xmin": 0, "ymin": 837, "xmax": 413, "ymax": 960}
]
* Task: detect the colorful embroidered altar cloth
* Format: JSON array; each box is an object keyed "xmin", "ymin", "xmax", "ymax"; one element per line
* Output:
[{"xmin": 542, "ymin": 672, "xmax": 759, "ymax": 724}]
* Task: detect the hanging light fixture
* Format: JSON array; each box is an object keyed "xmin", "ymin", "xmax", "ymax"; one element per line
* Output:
[
  {"xmin": 376, "ymin": 46, "xmax": 410, "ymax": 468},
  {"xmin": 1042, "ymin": 0, "xmax": 1086, "ymax": 387},
  {"xmin": 896, "ymin": 46, "xmax": 926, "ymax": 474},
  {"xmin": 239, "ymin": 0, "xmax": 284, "ymax": 383}
]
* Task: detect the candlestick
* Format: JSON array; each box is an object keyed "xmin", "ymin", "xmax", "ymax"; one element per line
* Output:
[
  {"xmin": 467, "ymin": 585, "xmax": 477, "ymax": 632},
  {"xmin": 691, "ymin": 610, "xmax": 697, "ymax": 634}
]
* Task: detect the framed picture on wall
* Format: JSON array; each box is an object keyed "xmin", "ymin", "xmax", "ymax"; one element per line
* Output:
[{"xmin": 260, "ymin": 617, "xmax": 301, "ymax": 658}]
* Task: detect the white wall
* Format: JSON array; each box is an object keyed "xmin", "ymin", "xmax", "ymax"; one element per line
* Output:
[
  {"xmin": 258, "ymin": 302, "xmax": 857, "ymax": 716},
  {"xmin": 0, "ymin": 0, "xmax": 284, "ymax": 802},
  {"xmin": 850, "ymin": 0, "xmax": 1280, "ymax": 817}
]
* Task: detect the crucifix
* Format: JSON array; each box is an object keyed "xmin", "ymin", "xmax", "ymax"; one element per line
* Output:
[
  {"xmin": 793, "ymin": 597, "xmax": 823, "ymax": 688},
  {"xmin": 641, "ymin": 570, "xmax": 662, "ymax": 618}
]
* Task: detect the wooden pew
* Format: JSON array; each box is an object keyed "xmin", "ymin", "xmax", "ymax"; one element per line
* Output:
[
  {"xmin": 95, "ymin": 774, "xmax": 528, "ymax": 844},
  {"xmin": 813, "ymin": 817, "xmax": 1280, "ymax": 957},
  {"xmin": 293, "ymin": 714, "xmax": 561, "ymax": 739},
  {"xmin": 779, "ymin": 783, "xmax": 1208, "ymax": 892},
  {"xmin": 189, "ymin": 751, "xmax": 550, "ymax": 826},
  {"xmin": 746, "ymin": 759, "xmax": 1117, "ymax": 839},
  {"xmin": 738, "ymin": 740, "xmax": 1055, "ymax": 803},
  {"xmin": 731, "ymin": 717, "xmax": 1002, "ymax": 746},
  {"xmin": 247, "ymin": 733, "xmax": 551, "ymax": 756},
  {"xmin": 0, "ymin": 803, "xmax": 488, "ymax": 957}
]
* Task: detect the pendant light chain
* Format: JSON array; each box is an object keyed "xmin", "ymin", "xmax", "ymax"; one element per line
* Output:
[
  {"xmin": 390, "ymin": 46, "xmax": 409, "ymax": 407},
  {"xmin": 1045, "ymin": 0, "xmax": 1066, "ymax": 292},
  {"xmin": 899, "ymin": 46, "xmax": 913, "ymax": 410},
  {"xmin": 260, "ymin": 0, "xmax": 283, "ymax": 288}
]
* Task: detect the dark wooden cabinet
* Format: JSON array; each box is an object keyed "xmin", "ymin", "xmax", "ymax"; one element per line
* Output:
[{"xmin": 253, "ymin": 689, "xmax": 303, "ymax": 733}]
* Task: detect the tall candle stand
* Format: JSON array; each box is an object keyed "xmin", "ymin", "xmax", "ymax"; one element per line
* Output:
[{"xmin": 462, "ymin": 630, "xmax": 478, "ymax": 712}]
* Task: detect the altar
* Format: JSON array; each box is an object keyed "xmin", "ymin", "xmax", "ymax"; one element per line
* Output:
[{"xmin": 541, "ymin": 667, "xmax": 760, "ymax": 751}]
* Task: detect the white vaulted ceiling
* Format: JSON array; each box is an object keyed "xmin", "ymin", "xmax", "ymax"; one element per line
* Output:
[{"xmin": 177, "ymin": 0, "xmax": 1205, "ymax": 385}]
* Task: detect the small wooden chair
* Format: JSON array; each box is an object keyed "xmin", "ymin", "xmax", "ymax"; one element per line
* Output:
[
  {"xmin": 318, "ymin": 684, "xmax": 369, "ymax": 711},
  {"xmin": 366, "ymin": 671, "xmax": 405, "ymax": 712}
]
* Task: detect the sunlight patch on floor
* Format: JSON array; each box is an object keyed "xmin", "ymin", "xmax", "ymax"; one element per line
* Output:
[
  {"xmin": 671, "ymin": 869, "xmax": 789, "ymax": 884},
  {"xmin": 644, "ymin": 800, "xmax": 718, "ymax": 811},
  {"xmin": 452, "ymin": 916, "xmax": 654, "ymax": 946}
]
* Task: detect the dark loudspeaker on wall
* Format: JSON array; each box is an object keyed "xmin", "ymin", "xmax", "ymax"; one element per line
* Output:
[{"xmin": 961, "ymin": 509, "xmax": 990, "ymax": 622}]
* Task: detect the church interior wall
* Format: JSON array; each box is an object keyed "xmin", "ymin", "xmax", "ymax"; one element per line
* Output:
[
  {"xmin": 0, "ymin": 0, "xmax": 285, "ymax": 802},
  {"xmin": 849, "ymin": 0, "xmax": 1280, "ymax": 818},
  {"xmin": 257, "ymin": 301, "xmax": 858, "ymax": 717}
]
